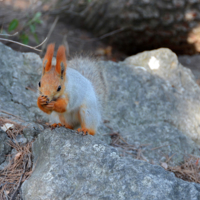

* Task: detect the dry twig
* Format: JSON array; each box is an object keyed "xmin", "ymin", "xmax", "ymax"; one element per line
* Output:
[
  {"xmin": 0, "ymin": 117, "xmax": 24, "ymax": 136},
  {"xmin": 0, "ymin": 32, "xmax": 19, "ymax": 37},
  {"xmin": 0, "ymin": 141, "xmax": 33, "ymax": 199},
  {"xmin": 0, "ymin": 37, "xmax": 47, "ymax": 51},
  {"xmin": 40, "ymin": 16, "xmax": 59, "ymax": 55},
  {"xmin": 166, "ymin": 156, "xmax": 200, "ymax": 184},
  {"xmin": 0, "ymin": 110, "xmax": 25, "ymax": 122},
  {"xmin": 151, "ymin": 144, "xmax": 170, "ymax": 151},
  {"xmin": 166, "ymin": 153, "xmax": 176, "ymax": 163},
  {"xmin": 110, "ymin": 132, "xmax": 148, "ymax": 161},
  {"xmin": 86, "ymin": 26, "xmax": 130, "ymax": 42},
  {"xmin": 0, "ymin": 117, "xmax": 33, "ymax": 199}
]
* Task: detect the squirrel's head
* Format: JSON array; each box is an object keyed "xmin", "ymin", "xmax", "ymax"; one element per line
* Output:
[{"xmin": 38, "ymin": 44, "xmax": 67, "ymax": 102}]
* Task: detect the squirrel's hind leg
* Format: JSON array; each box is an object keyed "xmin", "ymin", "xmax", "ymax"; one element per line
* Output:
[
  {"xmin": 49, "ymin": 112, "xmax": 73, "ymax": 129},
  {"xmin": 59, "ymin": 113, "xmax": 74, "ymax": 129},
  {"xmin": 77, "ymin": 104, "xmax": 100, "ymax": 136}
]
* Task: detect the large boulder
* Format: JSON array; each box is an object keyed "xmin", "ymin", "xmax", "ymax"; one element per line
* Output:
[
  {"xmin": 102, "ymin": 48, "xmax": 200, "ymax": 165},
  {"xmin": 0, "ymin": 42, "xmax": 42, "ymax": 121},
  {"xmin": 22, "ymin": 128, "xmax": 200, "ymax": 200},
  {"xmin": 0, "ymin": 42, "xmax": 47, "ymax": 141},
  {"xmin": 123, "ymin": 48, "xmax": 200, "ymax": 146}
]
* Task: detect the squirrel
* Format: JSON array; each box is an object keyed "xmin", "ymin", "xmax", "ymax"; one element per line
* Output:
[{"xmin": 37, "ymin": 43, "xmax": 108, "ymax": 135}]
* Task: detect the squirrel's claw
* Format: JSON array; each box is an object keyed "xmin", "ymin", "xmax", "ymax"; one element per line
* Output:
[
  {"xmin": 77, "ymin": 128, "xmax": 95, "ymax": 136},
  {"xmin": 38, "ymin": 96, "xmax": 49, "ymax": 105},
  {"xmin": 77, "ymin": 128, "xmax": 88, "ymax": 136},
  {"xmin": 50, "ymin": 123, "xmax": 62, "ymax": 129}
]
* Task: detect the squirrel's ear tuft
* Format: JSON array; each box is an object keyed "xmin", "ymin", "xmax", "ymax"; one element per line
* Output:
[
  {"xmin": 43, "ymin": 43, "xmax": 55, "ymax": 73},
  {"xmin": 55, "ymin": 45, "xmax": 67, "ymax": 78}
]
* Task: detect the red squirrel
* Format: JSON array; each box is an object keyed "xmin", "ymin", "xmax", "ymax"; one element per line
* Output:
[{"xmin": 37, "ymin": 44, "xmax": 107, "ymax": 135}]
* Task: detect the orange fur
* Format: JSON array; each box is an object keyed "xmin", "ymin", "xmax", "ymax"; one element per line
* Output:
[
  {"xmin": 38, "ymin": 45, "xmax": 68, "ymax": 116},
  {"xmin": 55, "ymin": 45, "xmax": 67, "ymax": 75},
  {"xmin": 78, "ymin": 106, "xmax": 96, "ymax": 135},
  {"xmin": 51, "ymin": 123, "xmax": 62, "ymax": 128},
  {"xmin": 39, "ymin": 69, "xmax": 65, "ymax": 100},
  {"xmin": 52, "ymin": 98, "xmax": 68, "ymax": 113},
  {"xmin": 65, "ymin": 124, "xmax": 73, "ymax": 129},
  {"xmin": 43, "ymin": 43, "xmax": 55, "ymax": 72}
]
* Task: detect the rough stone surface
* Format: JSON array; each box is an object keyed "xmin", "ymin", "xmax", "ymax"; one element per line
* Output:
[
  {"xmin": 0, "ymin": 42, "xmax": 44, "ymax": 122},
  {"xmin": 22, "ymin": 122, "xmax": 45, "ymax": 141},
  {"xmin": 22, "ymin": 128, "xmax": 200, "ymax": 200},
  {"xmin": 179, "ymin": 54, "xmax": 200, "ymax": 80},
  {"xmin": 0, "ymin": 129, "xmax": 11, "ymax": 164},
  {"xmin": 0, "ymin": 43, "xmax": 200, "ymax": 199},
  {"xmin": 123, "ymin": 48, "xmax": 200, "ymax": 147},
  {"xmin": 0, "ymin": 42, "xmax": 48, "ymax": 137},
  {"xmin": 0, "ymin": 42, "xmax": 46, "ymax": 167},
  {"xmin": 99, "ymin": 48, "xmax": 200, "ymax": 165}
]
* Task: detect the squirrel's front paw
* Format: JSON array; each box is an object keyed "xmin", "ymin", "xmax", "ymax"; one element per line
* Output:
[
  {"xmin": 46, "ymin": 101, "xmax": 55, "ymax": 110},
  {"xmin": 37, "ymin": 96, "xmax": 54, "ymax": 114},
  {"xmin": 38, "ymin": 95, "xmax": 49, "ymax": 105}
]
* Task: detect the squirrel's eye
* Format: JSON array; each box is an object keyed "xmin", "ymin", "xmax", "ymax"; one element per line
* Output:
[
  {"xmin": 57, "ymin": 85, "xmax": 61, "ymax": 92},
  {"xmin": 38, "ymin": 82, "xmax": 41, "ymax": 87}
]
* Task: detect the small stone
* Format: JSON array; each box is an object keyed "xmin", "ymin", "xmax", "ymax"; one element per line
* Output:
[
  {"xmin": 161, "ymin": 162, "xmax": 168, "ymax": 170},
  {"xmin": 1, "ymin": 123, "xmax": 14, "ymax": 132},
  {"xmin": 15, "ymin": 134, "xmax": 27, "ymax": 145}
]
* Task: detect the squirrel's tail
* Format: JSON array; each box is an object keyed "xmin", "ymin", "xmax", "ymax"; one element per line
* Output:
[{"xmin": 68, "ymin": 57, "xmax": 108, "ymax": 114}]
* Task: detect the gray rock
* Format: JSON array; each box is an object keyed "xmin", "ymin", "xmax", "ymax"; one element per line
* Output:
[
  {"xmin": 0, "ymin": 42, "xmax": 46, "ymax": 170},
  {"xmin": 178, "ymin": 54, "xmax": 200, "ymax": 80},
  {"xmin": 0, "ymin": 148, "xmax": 19, "ymax": 170},
  {"xmin": 22, "ymin": 122, "xmax": 44, "ymax": 141},
  {"xmin": 122, "ymin": 48, "xmax": 200, "ymax": 147},
  {"xmin": 22, "ymin": 128, "xmax": 200, "ymax": 200},
  {"xmin": 0, "ymin": 129, "xmax": 11, "ymax": 164},
  {"xmin": 15, "ymin": 134, "xmax": 28, "ymax": 145},
  {"xmin": 96, "ymin": 48, "xmax": 200, "ymax": 165},
  {"xmin": 0, "ymin": 42, "xmax": 45, "ymax": 122}
]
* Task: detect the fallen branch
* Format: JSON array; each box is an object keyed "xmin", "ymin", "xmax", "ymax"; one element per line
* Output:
[
  {"xmin": 0, "ymin": 32, "xmax": 19, "ymax": 37},
  {"xmin": 0, "ymin": 141, "xmax": 33, "ymax": 199},
  {"xmin": 86, "ymin": 26, "xmax": 130, "ymax": 42},
  {"xmin": 165, "ymin": 156, "xmax": 200, "ymax": 184},
  {"xmin": 3, "ymin": 190, "xmax": 8, "ymax": 200},
  {"xmin": 10, "ymin": 160, "xmax": 26, "ymax": 200},
  {"xmin": 0, "ymin": 37, "xmax": 47, "ymax": 52},
  {"xmin": 151, "ymin": 144, "xmax": 170, "ymax": 151},
  {"xmin": 109, "ymin": 132, "xmax": 148, "ymax": 161},
  {"xmin": 40, "ymin": 16, "xmax": 59, "ymax": 55},
  {"xmin": 166, "ymin": 153, "xmax": 176, "ymax": 163},
  {"xmin": 0, "ymin": 109, "xmax": 25, "ymax": 122}
]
